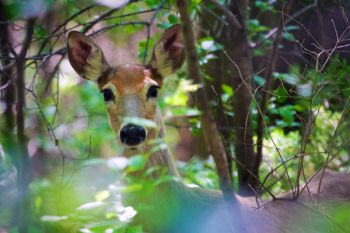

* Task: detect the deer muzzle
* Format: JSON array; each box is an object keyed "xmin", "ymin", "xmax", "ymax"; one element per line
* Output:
[{"xmin": 119, "ymin": 123, "xmax": 146, "ymax": 146}]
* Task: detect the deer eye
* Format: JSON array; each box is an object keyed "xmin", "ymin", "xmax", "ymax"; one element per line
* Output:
[
  {"xmin": 101, "ymin": 88, "xmax": 115, "ymax": 102},
  {"xmin": 147, "ymin": 85, "xmax": 159, "ymax": 99}
]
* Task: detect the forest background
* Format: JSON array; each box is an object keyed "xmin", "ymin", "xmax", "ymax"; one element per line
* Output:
[{"xmin": 1, "ymin": 0, "xmax": 350, "ymax": 232}]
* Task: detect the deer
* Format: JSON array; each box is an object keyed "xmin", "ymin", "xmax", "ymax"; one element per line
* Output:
[{"xmin": 67, "ymin": 25, "xmax": 350, "ymax": 233}]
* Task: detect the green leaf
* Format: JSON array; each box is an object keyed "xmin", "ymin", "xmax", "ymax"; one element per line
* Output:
[
  {"xmin": 222, "ymin": 84, "xmax": 233, "ymax": 95},
  {"xmin": 249, "ymin": 19, "xmax": 269, "ymax": 32},
  {"xmin": 255, "ymin": 1, "xmax": 274, "ymax": 12},
  {"xmin": 126, "ymin": 225, "xmax": 143, "ymax": 233},
  {"xmin": 283, "ymin": 31, "xmax": 296, "ymax": 41},
  {"xmin": 297, "ymin": 84, "xmax": 312, "ymax": 97},
  {"xmin": 280, "ymin": 109, "xmax": 294, "ymax": 123},
  {"xmin": 253, "ymin": 75, "xmax": 265, "ymax": 86},
  {"xmin": 127, "ymin": 155, "xmax": 146, "ymax": 172},
  {"xmin": 273, "ymin": 72, "xmax": 299, "ymax": 85},
  {"xmin": 168, "ymin": 14, "xmax": 179, "ymax": 24},
  {"xmin": 121, "ymin": 184, "xmax": 143, "ymax": 193}
]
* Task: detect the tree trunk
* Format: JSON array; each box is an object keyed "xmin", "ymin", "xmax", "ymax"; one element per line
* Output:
[
  {"xmin": 0, "ymin": 0, "xmax": 15, "ymax": 158},
  {"xmin": 176, "ymin": 0, "xmax": 236, "ymax": 201},
  {"xmin": 228, "ymin": 28, "xmax": 257, "ymax": 195},
  {"xmin": 200, "ymin": 1, "xmax": 258, "ymax": 195},
  {"xmin": 14, "ymin": 18, "xmax": 36, "ymax": 233},
  {"xmin": 228, "ymin": 1, "xmax": 257, "ymax": 195}
]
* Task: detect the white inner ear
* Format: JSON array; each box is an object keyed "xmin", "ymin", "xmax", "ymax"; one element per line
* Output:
[
  {"xmin": 151, "ymin": 41, "xmax": 174, "ymax": 78},
  {"xmin": 85, "ymin": 44, "xmax": 109, "ymax": 81}
]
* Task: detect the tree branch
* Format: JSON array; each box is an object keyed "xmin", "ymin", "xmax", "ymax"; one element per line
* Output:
[
  {"xmin": 203, "ymin": 0, "xmax": 242, "ymax": 30},
  {"xmin": 251, "ymin": 0, "xmax": 316, "ymax": 48},
  {"xmin": 255, "ymin": 0, "xmax": 294, "ymax": 181},
  {"xmin": 83, "ymin": 0, "xmax": 139, "ymax": 33}
]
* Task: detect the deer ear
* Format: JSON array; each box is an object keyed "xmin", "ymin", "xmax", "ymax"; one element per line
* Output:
[
  {"xmin": 149, "ymin": 25, "xmax": 185, "ymax": 80},
  {"xmin": 67, "ymin": 31, "xmax": 110, "ymax": 82}
]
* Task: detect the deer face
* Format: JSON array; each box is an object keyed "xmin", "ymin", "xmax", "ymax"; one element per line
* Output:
[{"xmin": 67, "ymin": 26, "xmax": 184, "ymax": 149}]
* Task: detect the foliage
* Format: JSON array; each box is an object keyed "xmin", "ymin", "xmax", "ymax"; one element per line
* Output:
[{"xmin": 0, "ymin": 0, "xmax": 350, "ymax": 232}]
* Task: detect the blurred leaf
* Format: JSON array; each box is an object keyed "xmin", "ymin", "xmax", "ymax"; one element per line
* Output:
[
  {"xmin": 127, "ymin": 155, "xmax": 146, "ymax": 172},
  {"xmin": 6, "ymin": 0, "xmax": 53, "ymax": 18},
  {"xmin": 273, "ymin": 72, "xmax": 299, "ymax": 85},
  {"xmin": 164, "ymin": 79, "xmax": 200, "ymax": 107},
  {"xmin": 126, "ymin": 225, "xmax": 143, "ymax": 233},
  {"xmin": 138, "ymin": 38, "xmax": 155, "ymax": 61},
  {"xmin": 283, "ymin": 31, "xmax": 296, "ymax": 41},
  {"xmin": 121, "ymin": 184, "xmax": 143, "ymax": 193},
  {"xmin": 95, "ymin": 190, "xmax": 110, "ymax": 202},
  {"xmin": 222, "ymin": 84, "xmax": 234, "ymax": 96},
  {"xmin": 169, "ymin": 107, "xmax": 201, "ymax": 117},
  {"xmin": 77, "ymin": 202, "xmax": 106, "ymax": 210},
  {"xmin": 41, "ymin": 215, "xmax": 68, "ymax": 222},
  {"xmin": 168, "ymin": 14, "xmax": 179, "ymax": 24},
  {"xmin": 249, "ymin": 19, "xmax": 269, "ymax": 33},
  {"xmin": 253, "ymin": 75, "xmax": 265, "ymax": 86},
  {"xmin": 297, "ymin": 83, "xmax": 312, "ymax": 97},
  {"xmin": 107, "ymin": 157, "xmax": 129, "ymax": 170},
  {"xmin": 255, "ymin": 1, "xmax": 274, "ymax": 12},
  {"xmin": 123, "ymin": 117, "xmax": 157, "ymax": 128}
]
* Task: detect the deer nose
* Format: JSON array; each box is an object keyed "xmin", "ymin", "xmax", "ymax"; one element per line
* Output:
[{"xmin": 120, "ymin": 124, "xmax": 146, "ymax": 146}]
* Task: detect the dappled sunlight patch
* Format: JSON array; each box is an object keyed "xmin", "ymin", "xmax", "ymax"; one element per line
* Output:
[
  {"xmin": 259, "ymin": 128, "xmax": 302, "ymax": 193},
  {"xmin": 77, "ymin": 201, "xmax": 107, "ymax": 211},
  {"xmin": 31, "ymin": 156, "xmax": 145, "ymax": 232},
  {"xmin": 117, "ymin": 206, "xmax": 137, "ymax": 222},
  {"xmin": 164, "ymin": 79, "xmax": 201, "ymax": 117},
  {"xmin": 178, "ymin": 157, "xmax": 219, "ymax": 189},
  {"xmin": 41, "ymin": 215, "xmax": 68, "ymax": 222},
  {"xmin": 95, "ymin": 190, "xmax": 110, "ymax": 202},
  {"xmin": 107, "ymin": 157, "xmax": 128, "ymax": 170},
  {"xmin": 79, "ymin": 228, "xmax": 94, "ymax": 233},
  {"xmin": 31, "ymin": 141, "xmax": 184, "ymax": 232},
  {"xmin": 96, "ymin": 0, "xmax": 130, "ymax": 8},
  {"xmin": 59, "ymin": 59, "xmax": 81, "ymax": 89}
]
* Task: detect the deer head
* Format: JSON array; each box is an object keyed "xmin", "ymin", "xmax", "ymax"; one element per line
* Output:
[{"xmin": 67, "ymin": 26, "xmax": 185, "ymax": 153}]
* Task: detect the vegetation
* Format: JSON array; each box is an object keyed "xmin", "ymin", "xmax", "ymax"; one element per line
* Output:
[{"xmin": 0, "ymin": 0, "xmax": 350, "ymax": 232}]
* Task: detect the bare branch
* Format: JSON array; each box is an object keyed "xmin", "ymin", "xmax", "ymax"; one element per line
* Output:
[
  {"xmin": 143, "ymin": 0, "xmax": 167, "ymax": 64},
  {"xmin": 203, "ymin": 0, "xmax": 242, "ymax": 30},
  {"xmin": 256, "ymin": 0, "xmax": 294, "ymax": 192},
  {"xmin": 252, "ymin": 0, "xmax": 318, "ymax": 48},
  {"xmin": 83, "ymin": 0, "xmax": 139, "ymax": 33}
]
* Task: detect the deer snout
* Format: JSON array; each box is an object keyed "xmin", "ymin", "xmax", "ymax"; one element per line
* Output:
[{"xmin": 120, "ymin": 124, "xmax": 146, "ymax": 146}]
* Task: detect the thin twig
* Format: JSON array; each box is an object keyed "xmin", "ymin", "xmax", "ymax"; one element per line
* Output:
[
  {"xmin": 256, "ymin": 0, "xmax": 294, "ymax": 188},
  {"xmin": 142, "ymin": 0, "xmax": 167, "ymax": 64},
  {"xmin": 203, "ymin": 0, "xmax": 242, "ymax": 30}
]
